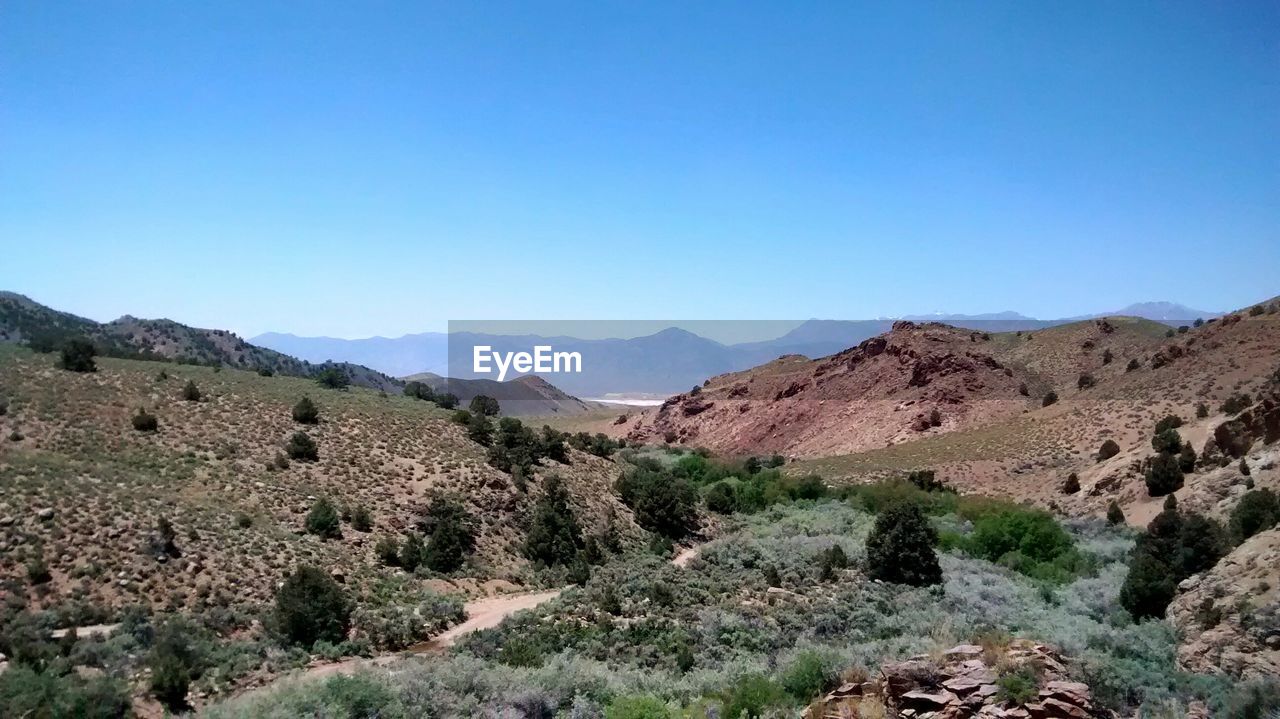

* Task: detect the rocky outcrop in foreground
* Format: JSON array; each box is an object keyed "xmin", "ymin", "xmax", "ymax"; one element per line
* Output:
[
  {"xmin": 1168, "ymin": 527, "xmax": 1280, "ymax": 680},
  {"xmin": 809, "ymin": 640, "xmax": 1111, "ymax": 719}
]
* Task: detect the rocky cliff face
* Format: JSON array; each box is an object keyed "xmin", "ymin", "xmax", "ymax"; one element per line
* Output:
[
  {"xmin": 1167, "ymin": 527, "xmax": 1280, "ymax": 680},
  {"xmin": 809, "ymin": 640, "xmax": 1112, "ymax": 719}
]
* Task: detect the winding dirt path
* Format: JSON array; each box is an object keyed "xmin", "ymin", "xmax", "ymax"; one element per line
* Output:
[{"xmin": 245, "ymin": 542, "xmax": 707, "ymax": 692}]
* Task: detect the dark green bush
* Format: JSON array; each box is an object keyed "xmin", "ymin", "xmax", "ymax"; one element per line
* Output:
[
  {"xmin": 1042, "ymin": 390, "xmax": 1058, "ymax": 407},
  {"xmin": 1106, "ymin": 501, "xmax": 1125, "ymax": 525},
  {"xmin": 1097, "ymin": 439, "xmax": 1121, "ymax": 461},
  {"xmin": 704, "ymin": 481, "xmax": 738, "ymax": 514},
  {"xmin": 286, "ymin": 431, "xmax": 318, "ymax": 461},
  {"xmin": 1220, "ymin": 393, "xmax": 1252, "ymax": 416},
  {"xmin": 1229, "ymin": 489, "xmax": 1280, "ymax": 544},
  {"xmin": 181, "ymin": 380, "xmax": 201, "ymax": 402},
  {"xmin": 131, "ymin": 408, "xmax": 158, "ymax": 432},
  {"xmin": 865, "ymin": 501, "xmax": 941, "ymax": 586},
  {"xmin": 0, "ymin": 665, "xmax": 131, "ymax": 719},
  {"xmin": 274, "ymin": 565, "xmax": 351, "ymax": 647},
  {"xmin": 1062, "ymin": 473, "xmax": 1080, "ymax": 494},
  {"xmin": 419, "ymin": 497, "xmax": 476, "ymax": 573},
  {"xmin": 1144, "ymin": 453, "xmax": 1184, "ymax": 496},
  {"xmin": 59, "ymin": 338, "xmax": 97, "ymax": 372},
  {"xmin": 1154, "ymin": 415, "xmax": 1183, "ymax": 434},
  {"xmin": 780, "ymin": 650, "xmax": 835, "ymax": 702},
  {"xmin": 305, "ymin": 497, "xmax": 341, "ymax": 539},
  {"xmin": 349, "ymin": 504, "xmax": 373, "ymax": 532},
  {"xmin": 292, "ymin": 396, "xmax": 319, "ymax": 424},
  {"xmin": 1151, "ymin": 428, "xmax": 1182, "ymax": 455},
  {"xmin": 469, "ymin": 395, "xmax": 500, "ymax": 417},
  {"xmin": 315, "ymin": 367, "xmax": 350, "ymax": 390},
  {"xmin": 616, "ymin": 468, "xmax": 698, "ymax": 539},
  {"xmin": 524, "ymin": 475, "xmax": 583, "ymax": 566},
  {"xmin": 722, "ymin": 674, "xmax": 785, "ymax": 719}
]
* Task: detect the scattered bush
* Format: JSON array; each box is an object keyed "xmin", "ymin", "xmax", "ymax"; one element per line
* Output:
[
  {"xmin": 1106, "ymin": 501, "xmax": 1125, "ymax": 525},
  {"xmin": 59, "ymin": 338, "xmax": 97, "ymax": 372},
  {"xmin": 274, "ymin": 565, "xmax": 352, "ymax": 647},
  {"xmin": 286, "ymin": 431, "xmax": 319, "ymax": 461},
  {"xmin": 292, "ymin": 396, "xmax": 320, "ymax": 424},
  {"xmin": 1220, "ymin": 393, "xmax": 1252, "ymax": 416},
  {"xmin": 131, "ymin": 408, "xmax": 158, "ymax": 432},
  {"xmin": 305, "ymin": 497, "xmax": 342, "ymax": 539},
  {"xmin": 349, "ymin": 504, "xmax": 373, "ymax": 532}
]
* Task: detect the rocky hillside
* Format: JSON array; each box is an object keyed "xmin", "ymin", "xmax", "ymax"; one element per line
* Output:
[
  {"xmin": 0, "ymin": 291, "xmax": 401, "ymax": 392},
  {"xmin": 1168, "ymin": 527, "xmax": 1280, "ymax": 680},
  {"xmin": 0, "ymin": 344, "xmax": 643, "ymax": 615}
]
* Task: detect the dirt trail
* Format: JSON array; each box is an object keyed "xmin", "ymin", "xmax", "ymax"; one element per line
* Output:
[{"xmin": 244, "ymin": 542, "xmax": 707, "ymax": 692}]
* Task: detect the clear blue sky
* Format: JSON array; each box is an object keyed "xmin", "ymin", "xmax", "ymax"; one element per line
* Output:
[{"xmin": 2, "ymin": 1, "xmax": 1277, "ymax": 338}]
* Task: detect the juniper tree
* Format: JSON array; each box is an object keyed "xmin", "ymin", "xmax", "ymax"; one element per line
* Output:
[{"xmin": 865, "ymin": 502, "xmax": 942, "ymax": 587}]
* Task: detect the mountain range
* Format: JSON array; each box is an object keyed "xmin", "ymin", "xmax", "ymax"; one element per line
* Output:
[{"xmin": 250, "ymin": 302, "xmax": 1220, "ymax": 396}]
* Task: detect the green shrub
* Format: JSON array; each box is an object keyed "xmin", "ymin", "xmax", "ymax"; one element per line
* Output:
[
  {"xmin": 275, "ymin": 565, "xmax": 352, "ymax": 647},
  {"xmin": 606, "ymin": 695, "xmax": 674, "ymax": 719},
  {"xmin": 865, "ymin": 501, "xmax": 941, "ymax": 586},
  {"xmin": 722, "ymin": 674, "xmax": 785, "ymax": 719},
  {"xmin": 1220, "ymin": 393, "xmax": 1252, "ymax": 416},
  {"xmin": 956, "ymin": 506, "xmax": 1085, "ymax": 583},
  {"xmin": 705, "ymin": 481, "xmax": 738, "ymax": 514},
  {"xmin": 305, "ymin": 497, "xmax": 341, "ymax": 539},
  {"xmin": 315, "ymin": 367, "xmax": 350, "ymax": 390},
  {"xmin": 180, "ymin": 380, "xmax": 201, "ymax": 402},
  {"xmin": 0, "ymin": 665, "xmax": 132, "ymax": 719},
  {"xmin": 1144, "ymin": 453, "xmax": 1184, "ymax": 496},
  {"xmin": 349, "ymin": 504, "xmax": 373, "ymax": 532},
  {"xmin": 26, "ymin": 555, "xmax": 51, "ymax": 585},
  {"xmin": 524, "ymin": 475, "xmax": 583, "ymax": 566},
  {"xmin": 286, "ymin": 431, "xmax": 319, "ymax": 461},
  {"xmin": 419, "ymin": 497, "xmax": 476, "ymax": 573},
  {"xmin": 1196, "ymin": 403, "xmax": 1209, "ymax": 418},
  {"xmin": 1097, "ymin": 439, "xmax": 1121, "ymax": 461},
  {"xmin": 59, "ymin": 338, "xmax": 97, "ymax": 372},
  {"xmin": 1229, "ymin": 489, "xmax": 1280, "ymax": 544},
  {"xmin": 996, "ymin": 665, "xmax": 1039, "ymax": 705},
  {"xmin": 780, "ymin": 650, "xmax": 836, "ymax": 702},
  {"xmin": 1042, "ymin": 390, "xmax": 1058, "ymax": 407},
  {"xmin": 131, "ymin": 407, "xmax": 158, "ymax": 432},
  {"xmin": 1062, "ymin": 473, "xmax": 1080, "ymax": 494},
  {"xmin": 466, "ymin": 412, "xmax": 493, "ymax": 446},
  {"xmin": 1154, "ymin": 415, "xmax": 1183, "ymax": 434},
  {"xmin": 434, "ymin": 392, "xmax": 459, "ymax": 410},
  {"xmin": 616, "ymin": 467, "xmax": 698, "ymax": 539},
  {"xmin": 1151, "ymin": 428, "xmax": 1182, "ymax": 455},
  {"xmin": 469, "ymin": 395, "xmax": 500, "ymax": 417},
  {"xmin": 399, "ymin": 533, "xmax": 425, "ymax": 572},
  {"xmin": 149, "ymin": 618, "xmax": 199, "ymax": 710},
  {"xmin": 292, "ymin": 396, "xmax": 319, "ymax": 424},
  {"xmin": 374, "ymin": 536, "xmax": 401, "ymax": 566},
  {"xmin": 403, "ymin": 381, "xmax": 435, "ymax": 401},
  {"xmin": 1106, "ymin": 501, "xmax": 1125, "ymax": 525},
  {"xmin": 1120, "ymin": 502, "xmax": 1227, "ymax": 619}
]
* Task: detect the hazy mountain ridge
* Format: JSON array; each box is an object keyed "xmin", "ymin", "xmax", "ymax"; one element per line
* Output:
[
  {"xmin": 0, "ymin": 292, "xmax": 403, "ymax": 392},
  {"xmin": 249, "ymin": 300, "xmax": 1227, "ymax": 395}
]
